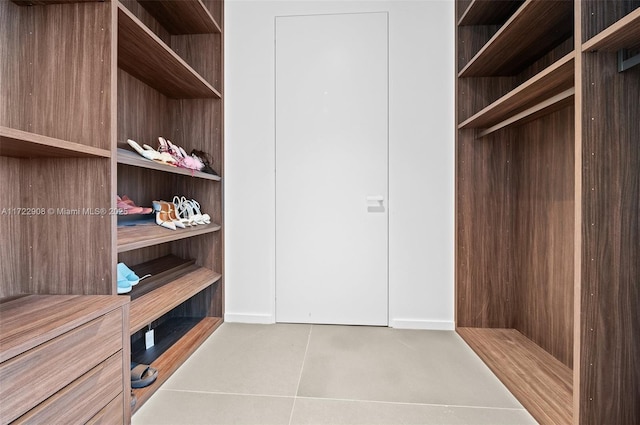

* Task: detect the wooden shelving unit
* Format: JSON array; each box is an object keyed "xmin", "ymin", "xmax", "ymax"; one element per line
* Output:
[
  {"xmin": 457, "ymin": 0, "xmax": 523, "ymax": 26},
  {"xmin": 457, "ymin": 1, "xmax": 640, "ymax": 424},
  {"xmin": 458, "ymin": 0, "xmax": 573, "ymax": 77},
  {"xmin": 138, "ymin": 0, "xmax": 221, "ymax": 34},
  {"xmin": 0, "ymin": 126, "xmax": 111, "ymax": 159},
  {"xmin": 117, "ymin": 4, "xmax": 221, "ymax": 99},
  {"xmin": 117, "ymin": 148, "xmax": 221, "ymax": 180}
]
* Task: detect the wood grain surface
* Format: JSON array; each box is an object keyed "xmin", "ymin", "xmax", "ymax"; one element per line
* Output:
[
  {"xmin": 0, "ymin": 157, "xmax": 25, "ymax": 298},
  {"xmin": 458, "ymin": 327, "xmax": 572, "ymax": 425},
  {"xmin": 117, "ymin": 221, "xmax": 221, "ymax": 253},
  {"xmin": 138, "ymin": 0, "xmax": 220, "ymax": 34},
  {"xmin": 581, "ymin": 1, "xmax": 640, "ymax": 42},
  {"xmin": 0, "ymin": 126, "xmax": 111, "ymax": 158},
  {"xmin": 582, "ymin": 7, "xmax": 640, "ymax": 51},
  {"xmin": 86, "ymin": 394, "xmax": 124, "ymax": 425},
  {"xmin": 579, "ymin": 51, "xmax": 640, "ymax": 425},
  {"xmin": 458, "ymin": 0, "xmax": 523, "ymax": 26}
]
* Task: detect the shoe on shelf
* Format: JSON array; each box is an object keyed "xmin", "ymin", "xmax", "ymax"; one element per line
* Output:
[
  {"xmin": 173, "ymin": 196, "xmax": 196, "ymax": 226},
  {"xmin": 120, "ymin": 195, "xmax": 153, "ymax": 214},
  {"xmin": 166, "ymin": 201, "xmax": 186, "ymax": 229},
  {"xmin": 117, "ymin": 265, "xmax": 133, "ymax": 294},
  {"xmin": 191, "ymin": 149, "xmax": 218, "ymax": 176},
  {"xmin": 117, "ymin": 196, "xmax": 143, "ymax": 215},
  {"xmin": 152, "ymin": 201, "xmax": 177, "ymax": 230},
  {"xmin": 190, "ymin": 199, "xmax": 211, "ymax": 224},
  {"xmin": 117, "ymin": 262, "xmax": 140, "ymax": 286},
  {"xmin": 160, "ymin": 137, "xmax": 203, "ymax": 171}
]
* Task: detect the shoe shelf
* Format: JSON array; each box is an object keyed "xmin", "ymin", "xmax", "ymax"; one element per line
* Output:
[
  {"xmin": 128, "ymin": 260, "xmax": 222, "ymax": 333},
  {"xmin": 458, "ymin": 0, "xmax": 573, "ymax": 77},
  {"xmin": 459, "ymin": 52, "xmax": 574, "ymax": 132},
  {"xmin": 0, "ymin": 126, "xmax": 111, "ymax": 159},
  {"xmin": 582, "ymin": 8, "xmax": 640, "ymax": 52},
  {"xmin": 117, "ymin": 148, "xmax": 221, "ymax": 181},
  {"xmin": 117, "ymin": 3, "xmax": 222, "ymax": 99},
  {"xmin": 457, "ymin": 327, "xmax": 572, "ymax": 425},
  {"xmin": 457, "ymin": 0, "xmax": 523, "ymax": 26},
  {"xmin": 131, "ymin": 316, "xmax": 222, "ymax": 412},
  {"xmin": 137, "ymin": 0, "xmax": 221, "ymax": 35},
  {"xmin": 117, "ymin": 221, "xmax": 221, "ymax": 253}
]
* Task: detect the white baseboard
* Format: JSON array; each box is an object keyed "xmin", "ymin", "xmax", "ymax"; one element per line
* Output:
[
  {"xmin": 224, "ymin": 312, "xmax": 275, "ymax": 324},
  {"xmin": 389, "ymin": 318, "xmax": 455, "ymax": 330}
]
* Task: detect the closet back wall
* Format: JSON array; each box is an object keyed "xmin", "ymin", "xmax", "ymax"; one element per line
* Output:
[{"xmin": 225, "ymin": 0, "xmax": 455, "ymax": 328}]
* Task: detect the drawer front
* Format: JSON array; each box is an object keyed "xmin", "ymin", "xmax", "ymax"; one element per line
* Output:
[
  {"xmin": 86, "ymin": 393, "xmax": 125, "ymax": 425},
  {"xmin": 13, "ymin": 352, "xmax": 123, "ymax": 425},
  {"xmin": 0, "ymin": 308, "xmax": 123, "ymax": 424}
]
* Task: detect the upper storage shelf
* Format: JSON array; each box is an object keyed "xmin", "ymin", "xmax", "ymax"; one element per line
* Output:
[
  {"xmin": 459, "ymin": 52, "xmax": 574, "ymax": 130},
  {"xmin": 582, "ymin": 8, "xmax": 640, "ymax": 52},
  {"xmin": 458, "ymin": 0, "xmax": 524, "ymax": 26},
  {"xmin": 117, "ymin": 3, "xmax": 222, "ymax": 99},
  {"xmin": 0, "ymin": 126, "xmax": 110, "ymax": 159},
  {"xmin": 459, "ymin": 0, "xmax": 573, "ymax": 77},
  {"xmin": 137, "ymin": 0, "xmax": 221, "ymax": 34}
]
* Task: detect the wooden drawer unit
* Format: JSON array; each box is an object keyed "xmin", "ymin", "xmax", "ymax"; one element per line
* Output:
[{"xmin": 0, "ymin": 295, "xmax": 130, "ymax": 425}]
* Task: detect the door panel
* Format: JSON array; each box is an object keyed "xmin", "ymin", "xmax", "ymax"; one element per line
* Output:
[{"xmin": 275, "ymin": 13, "xmax": 389, "ymax": 325}]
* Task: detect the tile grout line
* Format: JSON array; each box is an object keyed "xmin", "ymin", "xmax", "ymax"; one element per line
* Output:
[{"xmin": 288, "ymin": 324, "xmax": 313, "ymax": 425}]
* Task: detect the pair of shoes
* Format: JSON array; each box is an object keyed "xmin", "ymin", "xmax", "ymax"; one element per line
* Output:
[
  {"xmin": 131, "ymin": 362, "xmax": 158, "ymax": 388},
  {"xmin": 117, "ymin": 195, "xmax": 153, "ymax": 215},
  {"xmin": 173, "ymin": 196, "xmax": 211, "ymax": 226},
  {"xmin": 158, "ymin": 137, "xmax": 204, "ymax": 171},
  {"xmin": 117, "ymin": 262, "xmax": 152, "ymax": 294},
  {"xmin": 152, "ymin": 200, "xmax": 186, "ymax": 231},
  {"xmin": 127, "ymin": 139, "xmax": 177, "ymax": 167},
  {"xmin": 191, "ymin": 149, "xmax": 218, "ymax": 176},
  {"xmin": 117, "ymin": 262, "xmax": 139, "ymax": 294}
]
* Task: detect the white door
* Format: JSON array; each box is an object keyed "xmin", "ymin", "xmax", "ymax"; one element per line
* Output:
[{"xmin": 275, "ymin": 13, "xmax": 388, "ymax": 325}]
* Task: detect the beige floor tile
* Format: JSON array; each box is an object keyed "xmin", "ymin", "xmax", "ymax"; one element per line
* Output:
[
  {"xmin": 162, "ymin": 323, "xmax": 311, "ymax": 396},
  {"xmin": 297, "ymin": 325, "xmax": 522, "ymax": 408},
  {"xmin": 290, "ymin": 398, "xmax": 538, "ymax": 425},
  {"xmin": 132, "ymin": 390, "xmax": 294, "ymax": 425}
]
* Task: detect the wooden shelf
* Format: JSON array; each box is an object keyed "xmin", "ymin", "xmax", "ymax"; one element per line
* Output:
[
  {"xmin": 459, "ymin": 52, "xmax": 574, "ymax": 130},
  {"xmin": 138, "ymin": 0, "xmax": 221, "ymax": 35},
  {"xmin": 128, "ymin": 255, "xmax": 197, "ymax": 301},
  {"xmin": 459, "ymin": 0, "xmax": 573, "ymax": 77},
  {"xmin": 117, "ymin": 148, "xmax": 221, "ymax": 180},
  {"xmin": 117, "ymin": 221, "xmax": 221, "ymax": 253},
  {"xmin": 128, "ymin": 264, "xmax": 221, "ymax": 333},
  {"xmin": 582, "ymin": 8, "xmax": 640, "ymax": 52},
  {"xmin": 458, "ymin": 0, "xmax": 523, "ymax": 26},
  {"xmin": 476, "ymin": 87, "xmax": 574, "ymax": 137},
  {"xmin": 0, "ymin": 295, "xmax": 128, "ymax": 363},
  {"xmin": 457, "ymin": 327, "xmax": 572, "ymax": 425},
  {"xmin": 117, "ymin": 4, "xmax": 221, "ymax": 99},
  {"xmin": 131, "ymin": 316, "xmax": 221, "ymax": 412},
  {"xmin": 0, "ymin": 126, "xmax": 111, "ymax": 159}
]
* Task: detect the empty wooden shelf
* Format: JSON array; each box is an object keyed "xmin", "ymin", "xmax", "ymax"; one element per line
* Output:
[
  {"xmin": 459, "ymin": 0, "xmax": 573, "ymax": 77},
  {"xmin": 459, "ymin": 52, "xmax": 574, "ymax": 130},
  {"xmin": 457, "ymin": 0, "xmax": 523, "ymax": 26},
  {"xmin": 117, "ymin": 4, "xmax": 221, "ymax": 99},
  {"xmin": 0, "ymin": 126, "xmax": 110, "ymax": 159},
  {"xmin": 582, "ymin": 7, "xmax": 640, "ymax": 52},
  {"xmin": 138, "ymin": 0, "xmax": 221, "ymax": 34}
]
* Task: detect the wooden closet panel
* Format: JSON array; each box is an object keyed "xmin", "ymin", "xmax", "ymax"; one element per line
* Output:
[
  {"xmin": 580, "ymin": 52, "xmax": 640, "ymax": 425},
  {"xmin": 171, "ymin": 34, "xmax": 221, "ymax": 91},
  {"xmin": 117, "ymin": 69, "xmax": 171, "ymax": 149},
  {"xmin": 457, "ymin": 77, "xmax": 517, "ymax": 124},
  {"xmin": 0, "ymin": 2, "xmax": 111, "ymax": 149},
  {"xmin": 169, "ymin": 99, "xmax": 223, "ymax": 174},
  {"xmin": 116, "ymin": 165, "xmax": 177, "ymax": 212},
  {"xmin": 0, "ymin": 158, "xmax": 26, "ymax": 297},
  {"xmin": 456, "ymin": 25, "xmax": 501, "ymax": 74},
  {"xmin": 511, "ymin": 107, "xmax": 575, "ymax": 368},
  {"xmin": 24, "ymin": 158, "xmax": 111, "ymax": 295},
  {"xmin": 118, "ymin": 0, "xmax": 171, "ymax": 45},
  {"xmin": 202, "ymin": 0, "xmax": 223, "ymax": 28},
  {"xmin": 456, "ymin": 129, "xmax": 516, "ymax": 328},
  {"xmin": 117, "ymin": 244, "xmax": 172, "ymax": 269},
  {"xmin": 582, "ymin": 1, "xmax": 640, "ymax": 41}
]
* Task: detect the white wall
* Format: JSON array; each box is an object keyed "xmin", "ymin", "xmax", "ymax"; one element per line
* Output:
[{"xmin": 225, "ymin": 0, "xmax": 455, "ymax": 329}]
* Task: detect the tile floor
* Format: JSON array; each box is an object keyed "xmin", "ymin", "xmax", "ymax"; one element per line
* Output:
[{"xmin": 132, "ymin": 324, "xmax": 538, "ymax": 425}]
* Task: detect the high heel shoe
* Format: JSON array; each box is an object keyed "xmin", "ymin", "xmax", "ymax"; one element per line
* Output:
[
  {"xmin": 166, "ymin": 201, "xmax": 186, "ymax": 228},
  {"xmin": 173, "ymin": 196, "xmax": 193, "ymax": 227},
  {"xmin": 152, "ymin": 201, "xmax": 176, "ymax": 230},
  {"xmin": 190, "ymin": 199, "xmax": 211, "ymax": 224}
]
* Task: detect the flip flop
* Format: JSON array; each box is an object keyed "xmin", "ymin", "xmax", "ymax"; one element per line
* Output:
[{"xmin": 131, "ymin": 362, "xmax": 158, "ymax": 388}]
